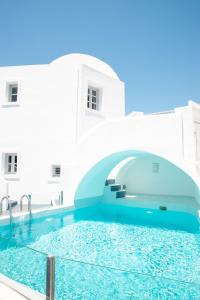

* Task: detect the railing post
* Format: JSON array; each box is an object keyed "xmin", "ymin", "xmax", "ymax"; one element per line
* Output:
[
  {"xmin": 46, "ymin": 255, "xmax": 55, "ymax": 300},
  {"xmin": 20, "ymin": 197, "xmax": 23, "ymax": 211},
  {"xmin": 28, "ymin": 194, "xmax": 32, "ymax": 215},
  {"xmin": 60, "ymin": 191, "xmax": 63, "ymax": 205},
  {"xmin": 9, "ymin": 201, "xmax": 12, "ymax": 227}
]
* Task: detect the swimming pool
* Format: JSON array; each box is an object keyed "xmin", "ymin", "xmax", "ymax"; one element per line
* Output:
[{"xmin": 0, "ymin": 204, "xmax": 200, "ymax": 299}]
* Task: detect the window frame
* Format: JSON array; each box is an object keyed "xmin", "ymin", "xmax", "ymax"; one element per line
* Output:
[
  {"xmin": 87, "ymin": 86, "xmax": 99, "ymax": 111},
  {"xmin": 4, "ymin": 153, "xmax": 18, "ymax": 175},
  {"xmin": 52, "ymin": 165, "xmax": 61, "ymax": 178},
  {"xmin": 8, "ymin": 84, "xmax": 18, "ymax": 103},
  {"xmin": 3, "ymin": 81, "xmax": 20, "ymax": 107}
]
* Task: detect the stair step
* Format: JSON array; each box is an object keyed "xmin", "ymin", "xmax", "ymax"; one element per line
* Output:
[
  {"xmin": 7, "ymin": 200, "xmax": 18, "ymax": 210},
  {"xmin": 105, "ymin": 179, "xmax": 115, "ymax": 186},
  {"xmin": 110, "ymin": 184, "xmax": 121, "ymax": 191},
  {"xmin": 116, "ymin": 190, "xmax": 126, "ymax": 198}
]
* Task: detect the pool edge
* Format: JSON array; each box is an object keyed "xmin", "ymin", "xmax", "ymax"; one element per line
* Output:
[{"xmin": 0, "ymin": 272, "xmax": 45, "ymax": 300}]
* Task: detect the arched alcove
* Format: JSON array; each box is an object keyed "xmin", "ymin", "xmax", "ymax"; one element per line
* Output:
[{"xmin": 74, "ymin": 150, "xmax": 199, "ymax": 214}]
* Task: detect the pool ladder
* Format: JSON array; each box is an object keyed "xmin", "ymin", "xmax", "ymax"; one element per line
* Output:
[
  {"xmin": 20, "ymin": 194, "xmax": 32, "ymax": 217},
  {"xmin": 51, "ymin": 191, "xmax": 64, "ymax": 206},
  {"xmin": 0, "ymin": 194, "xmax": 32, "ymax": 226},
  {"xmin": 0, "ymin": 196, "xmax": 12, "ymax": 226}
]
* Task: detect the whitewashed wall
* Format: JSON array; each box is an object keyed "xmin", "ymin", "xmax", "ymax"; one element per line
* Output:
[
  {"xmin": 0, "ymin": 54, "xmax": 124, "ymax": 204},
  {"xmin": 0, "ymin": 53, "xmax": 199, "ymax": 210},
  {"xmin": 116, "ymin": 156, "xmax": 196, "ymax": 197},
  {"xmin": 71, "ymin": 106, "xmax": 200, "ymax": 206}
]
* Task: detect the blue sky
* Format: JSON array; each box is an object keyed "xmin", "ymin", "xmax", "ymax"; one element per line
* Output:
[{"xmin": 0, "ymin": 0, "xmax": 200, "ymax": 114}]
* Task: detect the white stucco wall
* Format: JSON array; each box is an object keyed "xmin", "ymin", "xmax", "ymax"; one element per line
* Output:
[
  {"xmin": 69, "ymin": 106, "xmax": 200, "ymax": 207},
  {"xmin": 116, "ymin": 156, "xmax": 196, "ymax": 197},
  {"xmin": 0, "ymin": 54, "xmax": 124, "ymax": 204},
  {"xmin": 0, "ymin": 53, "xmax": 199, "ymax": 211},
  {"xmin": 78, "ymin": 64, "xmax": 124, "ymax": 138}
]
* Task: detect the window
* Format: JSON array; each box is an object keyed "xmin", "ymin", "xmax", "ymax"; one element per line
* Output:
[
  {"xmin": 87, "ymin": 87, "xmax": 99, "ymax": 110},
  {"xmin": 8, "ymin": 84, "xmax": 18, "ymax": 102},
  {"xmin": 5, "ymin": 153, "xmax": 17, "ymax": 174},
  {"xmin": 52, "ymin": 165, "xmax": 61, "ymax": 177},
  {"xmin": 152, "ymin": 162, "xmax": 159, "ymax": 173}
]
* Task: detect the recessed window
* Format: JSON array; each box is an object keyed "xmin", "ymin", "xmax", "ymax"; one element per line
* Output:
[
  {"xmin": 52, "ymin": 165, "xmax": 61, "ymax": 177},
  {"xmin": 87, "ymin": 87, "xmax": 99, "ymax": 110},
  {"xmin": 152, "ymin": 162, "xmax": 159, "ymax": 173},
  {"xmin": 8, "ymin": 84, "xmax": 18, "ymax": 102},
  {"xmin": 5, "ymin": 153, "xmax": 17, "ymax": 174}
]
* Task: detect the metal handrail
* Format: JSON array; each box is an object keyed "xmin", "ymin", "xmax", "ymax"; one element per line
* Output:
[
  {"xmin": 0, "ymin": 195, "xmax": 13, "ymax": 226},
  {"xmin": 20, "ymin": 194, "xmax": 32, "ymax": 216},
  {"xmin": 51, "ymin": 191, "xmax": 64, "ymax": 207},
  {"xmin": 0, "ymin": 195, "xmax": 9, "ymax": 214},
  {"xmin": 60, "ymin": 191, "xmax": 63, "ymax": 205}
]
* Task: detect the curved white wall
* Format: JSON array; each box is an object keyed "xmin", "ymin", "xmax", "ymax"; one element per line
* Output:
[
  {"xmin": 116, "ymin": 156, "xmax": 196, "ymax": 197},
  {"xmin": 65, "ymin": 112, "xmax": 198, "ymax": 202},
  {"xmin": 73, "ymin": 151, "xmax": 198, "ymax": 202}
]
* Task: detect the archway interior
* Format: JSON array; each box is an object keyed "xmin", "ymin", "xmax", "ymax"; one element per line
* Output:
[{"xmin": 75, "ymin": 150, "xmax": 198, "ymax": 214}]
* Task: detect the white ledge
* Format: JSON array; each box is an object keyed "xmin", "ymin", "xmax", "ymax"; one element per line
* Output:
[
  {"xmin": 85, "ymin": 109, "xmax": 106, "ymax": 119},
  {"xmin": 4, "ymin": 175, "xmax": 20, "ymax": 181},
  {"xmin": 48, "ymin": 179, "xmax": 61, "ymax": 184},
  {"xmin": 2, "ymin": 103, "xmax": 20, "ymax": 108}
]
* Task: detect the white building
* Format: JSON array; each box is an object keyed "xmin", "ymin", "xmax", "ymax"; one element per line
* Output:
[{"xmin": 0, "ymin": 53, "xmax": 200, "ymax": 214}]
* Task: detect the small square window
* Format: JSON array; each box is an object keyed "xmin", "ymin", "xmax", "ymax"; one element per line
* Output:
[
  {"xmin": 87, "ymin": 87, "xmax": 99, "ymax": 110},
  {"xmin": 5, "ymin": 153, "xmax": 17, "ymax": 174},
  {"xmin": 152, "ymin": 163, "xmax": 159, "ymax": 173},
  {"xmin": 8, "ymin": 84, "xmax": 18, "ymax": 102},
  {"xmin": 52, "ymin": 165, "xmax": 61, "ymax": 177}
]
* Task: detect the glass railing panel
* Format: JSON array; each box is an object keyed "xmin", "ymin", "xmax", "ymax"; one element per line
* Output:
[
  {"xmin": 0, "ymin": 235, "xmax": 200, "ymax": 300},
  {"xmin": 0, "ymin": 236, "xmax": 47, "ymax": 295},
  {"xmin": 56, "ymin": 257, "xmax": 200, "ymax": 300}
]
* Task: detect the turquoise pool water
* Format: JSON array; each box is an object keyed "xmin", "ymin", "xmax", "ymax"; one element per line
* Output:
[{"xmin": 0, "ymin": 204, "xmax": 200, "ymax": 299}]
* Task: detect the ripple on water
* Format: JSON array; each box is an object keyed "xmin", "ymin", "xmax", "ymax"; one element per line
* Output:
[{"xmin": 0, "ymin": 207, "xmax": 200, "ymax": 299}]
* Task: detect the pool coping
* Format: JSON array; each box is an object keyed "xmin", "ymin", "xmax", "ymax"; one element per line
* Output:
[
  {"xmin": 0, "ymin": 272, "xmax": 45, "ymax": 299},
  {"xmin": 0, "ymin": 204, "xmax": 74, "ymax": 226}
]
